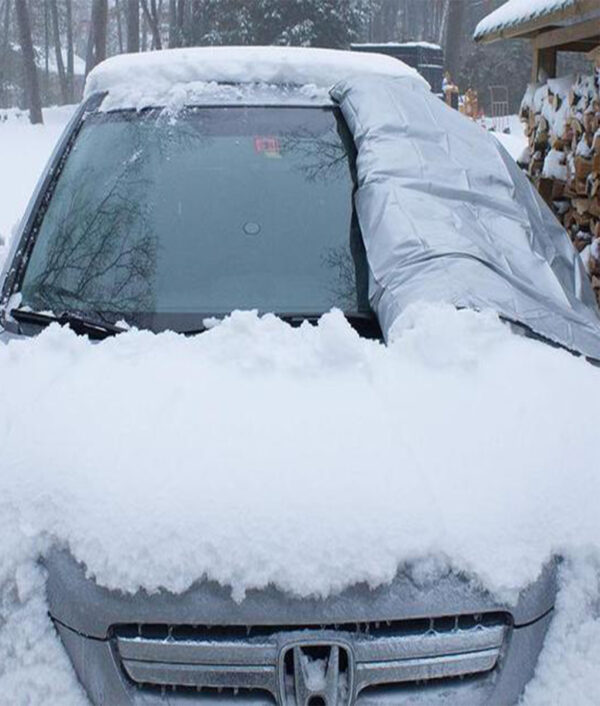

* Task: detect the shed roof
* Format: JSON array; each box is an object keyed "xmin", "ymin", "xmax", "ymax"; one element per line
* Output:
[{"xmin": 474, "ymin": 0, "xmax": 600, "ymax": 43}]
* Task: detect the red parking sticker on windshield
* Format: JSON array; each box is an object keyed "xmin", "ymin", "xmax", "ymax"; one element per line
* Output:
[{"xmin": 254, "ymin": 137, "xmax": 281, "ymax": 157}]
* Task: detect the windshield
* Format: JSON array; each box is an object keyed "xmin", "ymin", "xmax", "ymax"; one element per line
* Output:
[{"xmin": 17, "ymin": 106, "xmax": 371, "ymax": 332}]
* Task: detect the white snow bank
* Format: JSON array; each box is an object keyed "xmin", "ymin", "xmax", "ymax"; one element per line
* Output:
[
  {"xmin": 84, "ymin": 46, "xmax": 427, "ymax": 110},
  {"xmin": 543, "ymin": 148, "xmax": 568, "ymax": 180},
  {"xmin": 1, "ymin": 305, "xmax": 600, "ymax": 703},
  {"xmin": 0, "ymin": 105, "xmax": 75, "ymax": 265},
  {"xmin": 488, "ymin": 115, "xmax": 528, "ymax": 160},
  {"xmin": 475, "ymin": 0, "xmax": 576, "ymax": 39},
  {"xmin": 522, "ymin": 551, "xmax": 600, "ymax": 706}
]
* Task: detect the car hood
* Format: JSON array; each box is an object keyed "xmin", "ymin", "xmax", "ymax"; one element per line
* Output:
[{"xmin": 45, "ymin": 548, "xmax": 556, "ymax": 639}]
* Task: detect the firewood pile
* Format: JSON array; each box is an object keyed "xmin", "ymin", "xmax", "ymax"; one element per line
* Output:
[{"xmin": 519, "ymin": 65, "xmax": 600, "ymax": 305}]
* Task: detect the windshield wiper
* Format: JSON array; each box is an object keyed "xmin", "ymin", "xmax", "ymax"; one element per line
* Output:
[
  {"xmin": 9, "ymin": 308, "xmax": 126, "ymax": 340},
  {"xmin": 277, "ymin": 312, "xmax": 383, "ymax": 339}
]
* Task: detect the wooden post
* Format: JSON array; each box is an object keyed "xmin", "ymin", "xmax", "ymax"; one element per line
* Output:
[{"xmin": 532, "ymin": 46, "xmax": 557, "ymax": 81}]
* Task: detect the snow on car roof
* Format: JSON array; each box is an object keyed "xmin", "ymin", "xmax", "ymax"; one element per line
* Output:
[
  {"xmin": 352, "ymin": 41, "xmax": 442, "ymax": 50},
  {"xmin": 85, "ymin": 45, "xmax": 426, "ymax": 111},
  {"xmin": 474, "ymin": 0, "xmax": 577, "ymax": 40}
]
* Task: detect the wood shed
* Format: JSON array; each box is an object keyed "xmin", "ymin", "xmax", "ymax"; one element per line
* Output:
[
  {"xmin": 475, "ymin": 0, "xmax": 600, "ymax": 305},
  {"xmin": 474, "ymin": 0, "xmax": 600, "ymax": 81}
]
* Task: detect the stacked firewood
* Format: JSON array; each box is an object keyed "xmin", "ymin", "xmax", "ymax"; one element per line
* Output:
[{"xmin": 519, "ymin": 65, "xmax": 600, "ymax": 305}]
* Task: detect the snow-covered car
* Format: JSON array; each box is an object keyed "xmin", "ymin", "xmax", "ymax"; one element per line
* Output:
[{"xmin": 1, "ymin": 46, "xmax": 600, "ymax": 706}]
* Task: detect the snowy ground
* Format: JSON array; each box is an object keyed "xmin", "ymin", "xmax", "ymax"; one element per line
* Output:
[
  {"xmin": 0, "ymin": 106, "xmax": 76, "ymax": 251},
  {"xmin": 0, "ymin": 107, "xmax": 599, "ymax": 706},
  {"xmin": 487, "ymin": 114, "xmax": 528, "ymax": 160}
]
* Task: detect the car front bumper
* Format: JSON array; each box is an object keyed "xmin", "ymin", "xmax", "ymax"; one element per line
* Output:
[{"xmin": 46, "ymin": 550, "xmax": 556, "ymax": 706}]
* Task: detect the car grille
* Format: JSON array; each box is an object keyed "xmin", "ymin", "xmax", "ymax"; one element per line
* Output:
[{"xmin": 113, "ymin": 613, "xmax": 510, "ymax": 702}]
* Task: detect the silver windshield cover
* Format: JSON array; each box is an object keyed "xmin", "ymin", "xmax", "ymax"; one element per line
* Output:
[{"xmin": 331, "ymin": 76, "xmax": 600, "ymax": 359}]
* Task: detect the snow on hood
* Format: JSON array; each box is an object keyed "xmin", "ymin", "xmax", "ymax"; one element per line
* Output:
[
  {"xmin": 84, "ymin": 46, "xmax": 426, "ymax": 111},
  {"xmin": 1, "ymin": 306, "xmax": 600, "ymax": 702}
]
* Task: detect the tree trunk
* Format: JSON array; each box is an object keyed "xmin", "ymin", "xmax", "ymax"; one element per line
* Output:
[
  {"xmin": 140, "ymin": 0, "xmax": 162, "ymax": 50},
  {"xmin": 65, "ymin": 0, "xmax": 74, "ymax": 102},
  {"xmin": 0, "ymin": 0, "xmax": 11, "ymax": 104},
  {"xmin": 50, "ymin": 0, "xmax": 68, "ymax": 103},
  {"xmin": 15, "ymin": 0, "xmax": 43, "ymax": 123},
  {"xmin": 94, "ymin": 0, "xmax": 108, "ymax": 64},
  {"xmin": 168, "ymin": 0, "xmax": 177, "ymax": 46},
  {"xmin": 115, "ymin": 0, "xmax": 124, "ymax": 53},
  {"xmin": 445, "ymin": 0, "xmax": 465, "ymax": 83},
  {"xmin": 177, "ymin": 0, "xmax": 185, "ymax": 46},
  {"xmin": 370, "ymin": 0, "xmax": 401, "ymax": 43},
  {"xmin": 1, "ymin": 0, "xmax": 9, "ymax": 55},
  {"xmin": 126, "ymin": 0, "xmax": 140, "ymax": 52},
  {"xmin": 141, "ymin": 11, "xmax": 147, "ymax": 51},
  {"xmin": 169, "ymin": 0, "xmax": 186, "ymax": 48},
  {"xmin": 437, "ymin": 0, "xmax": 450, "ymax": 46},
  {"xmin": 44, "ymin": 0, "xmax": 50, "ymax": 99},
  {"xmin": 86, "ymin": 0, "xmax": 108, "ymax": 75}
]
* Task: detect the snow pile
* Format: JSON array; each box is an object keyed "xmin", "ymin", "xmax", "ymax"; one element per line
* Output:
[
  {"xmin": 543, "ymin": 147, "xmax": 568, "ymax": 179},
  {"xmin": 475, "ymin": 0, "xmax": 576, "ymax": 39},
  {"xmin": 1, "ymin": 306, "xmax": 600, "ymax": 703},
  {"xmin": 100, "ymin": 80, "xmax": 332, "ymax": 114},
  {"xmin": 85, "ymin": 46, "xmax": 426, "ymax": 110},
  {"xmin": 0, "ymin": 106, "xmax": 75, "ymax": 267},
  {"xmin": 486, "ymin": 114, "xmax": 529, "ymax": 160}
]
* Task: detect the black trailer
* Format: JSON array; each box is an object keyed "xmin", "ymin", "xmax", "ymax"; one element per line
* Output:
[{"xmin": 350, "ymin": 42, "xmax": 444, "ymax": 94}]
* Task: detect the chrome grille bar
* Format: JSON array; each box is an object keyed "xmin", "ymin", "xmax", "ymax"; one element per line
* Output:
[
  {"xmin": 114, "ymin": 615, "xmax": 508, "ymax": 699},
  {"xmin": 355, "ymin": 648, "xmax": 501, "ymax": 692},
  {"xmin": 122, "ymin": 660, "xmax": 278, "ymax": 692},
  {"xmin": 352, "ymin": 623, "xmax": 505, "ymax": 662},
  {"xmin": 118, "ymin": 638, "xmax": 278, "ymax": 666}
]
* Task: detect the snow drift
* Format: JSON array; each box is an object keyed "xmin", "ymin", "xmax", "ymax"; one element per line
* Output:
[{"xmin": 0, "ymin": 306, "xmax": 600, "ymax": 703}]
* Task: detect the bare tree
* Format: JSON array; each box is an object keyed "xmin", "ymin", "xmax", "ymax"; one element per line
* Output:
[
  {"xmin": 43, "ymin": 0, "xmax": 50, "ymax": 97},
  {"xmin": 140, "ymin": 0, "xmax": 162, "ymax": 49},
  {"xmin": 65, "ymin": 0, "xmax": 74, "ymax": 101},
  {"xmin": 168, "ymin": 0, "xmax": 187, "ymax": 47},
  {"xmin": 115, "ymin": 0, "xmax": 124, "ymax": 53},
  {"xmin": 0, "ymin": 1, "xmax": 10, "ymax": 104},
  {"xmin": 15, "ymin": 0, "xmax": 43, "ymax": 123},
  {"xmin": 85, "ymin": 0, "xmax": 108, "ymax": 75},
  {"xmin": 168, "ymin": 0, "xmax": 176, "ymax": 46},
  {"xmin": 141, "ymin": 9, "xmax": 147, "ymax": 50},
  {"xmin": 126, "ymin": 0, "xmax": 139, "ymax": 52},
  {"xmin": 50, "ymin": 0, "xmax": 68, "ymax": 102},
  {"xmin": 1, "ymin": 0, "xmax": 9, "ymax": 53},
  {"xmin": 370, "ymin": 0, "xmax": 401, "ymax": 43},
  {"xmin": 445, "ymin": 0, "xmax": 465, "ymax": 81}
]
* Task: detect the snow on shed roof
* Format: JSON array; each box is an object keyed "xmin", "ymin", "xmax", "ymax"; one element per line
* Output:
[
  {"xmin": 474, "ymin": 0, "xmax": 577, "ymax": 40},
  {"xmin": 85, "ymin": 46, "xmax": 426, "ymax": 103}
]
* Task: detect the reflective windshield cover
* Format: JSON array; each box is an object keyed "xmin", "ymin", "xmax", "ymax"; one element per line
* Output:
[{"xmin": 19, "ymin": 106, "xmax": 369, "ymax": 331}]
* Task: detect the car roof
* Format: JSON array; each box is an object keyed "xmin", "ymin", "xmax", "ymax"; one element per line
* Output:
[{"xmin": 85, "ymin": 45, "xmax": 427, "ymax": 112}]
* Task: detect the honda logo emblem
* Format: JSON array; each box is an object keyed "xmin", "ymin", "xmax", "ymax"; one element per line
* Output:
[{"xmin": 278, "ymin": 640, "xmax": 354, "ymax": 706}]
